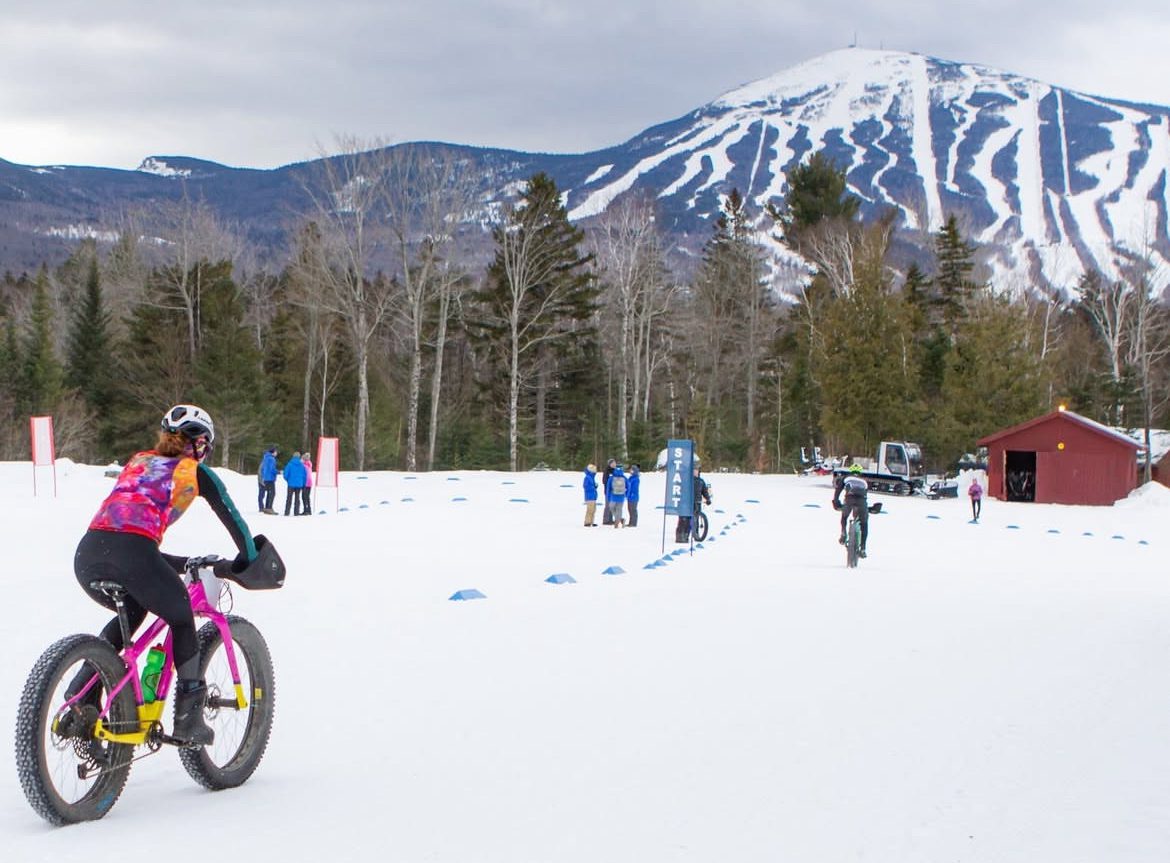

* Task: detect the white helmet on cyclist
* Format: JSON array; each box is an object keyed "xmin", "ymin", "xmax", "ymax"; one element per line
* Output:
[{"xmin": 161, "ymin": 404, "xmax": 215, "ymax": 445}]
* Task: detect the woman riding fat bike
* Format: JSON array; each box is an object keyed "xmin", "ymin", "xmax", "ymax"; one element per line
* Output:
[{"xmin": 66, "ymin": 404, "xmax": 261, "ymax": 747}]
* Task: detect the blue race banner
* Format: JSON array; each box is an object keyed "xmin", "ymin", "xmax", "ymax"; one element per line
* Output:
[{"xmin": 663, "ymin": 439, "xmax": 694, "ymax": 515}]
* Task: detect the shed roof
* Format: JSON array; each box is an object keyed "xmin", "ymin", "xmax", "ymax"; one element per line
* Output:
[
  {"xmin": 977, "ymin": 409, "xmax": 1143, "ymax": 450},
  {"xmin": 1125, "ymin": 428, "xmax": 1170, "ymax": 464}
]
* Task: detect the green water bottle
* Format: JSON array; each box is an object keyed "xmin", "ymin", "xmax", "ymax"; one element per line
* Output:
[{"xmin": 141, "ymin": 645, "xmax": 166, "ymax": 703}]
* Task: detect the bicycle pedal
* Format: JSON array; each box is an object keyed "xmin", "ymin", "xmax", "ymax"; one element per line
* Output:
[{"xmin": 158, "ymin": 732, "xmax": 195, "ymax": 748}]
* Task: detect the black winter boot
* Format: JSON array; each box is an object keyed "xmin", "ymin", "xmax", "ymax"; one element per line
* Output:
[
  {"xmin": 173, "ymin": 680, "xmax": 214, "ymax": 747},
  {"xmin": 56, "ymin": 665, "xmax": 103, "ymax": 738}
]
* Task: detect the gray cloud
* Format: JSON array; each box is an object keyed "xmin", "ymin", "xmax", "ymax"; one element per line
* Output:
[{"xmin": 0, "ymin": 0, "xmax": 1166, "ymax": 169}]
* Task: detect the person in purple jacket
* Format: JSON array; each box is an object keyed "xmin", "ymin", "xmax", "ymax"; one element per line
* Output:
[{"xmin": 968, "ymin": 476, "xmax": 984, "ymax": 522}]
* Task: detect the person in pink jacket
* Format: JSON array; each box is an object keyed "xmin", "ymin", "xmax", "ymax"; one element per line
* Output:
[
  {"xmin": 968, "ymin": 477, "xmax": 984, "ymax": 522},
  {"xmin": 300, "ymin": 454, "xmax": 313, "ymax": 516}
]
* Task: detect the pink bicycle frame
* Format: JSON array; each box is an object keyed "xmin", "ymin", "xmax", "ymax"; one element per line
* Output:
[{"xmin": 63, "ymin": 573, "xmax": 244, "ymax": 725}]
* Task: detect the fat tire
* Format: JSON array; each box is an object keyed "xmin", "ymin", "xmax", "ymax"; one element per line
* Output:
[
  {"xmin": 846, "ymin": 518, "xmax": 860, "ymax": 568},
  {"xmin": 695, "ymin": 511, "xmax": 709, "ymax": 542},
  {"xmin": 178, "ymin": 617, "xmax": 274, "ymax": 790},
  {"xmin": 15, "ymin": 634, "xmax": 136, "ymax": 825}
]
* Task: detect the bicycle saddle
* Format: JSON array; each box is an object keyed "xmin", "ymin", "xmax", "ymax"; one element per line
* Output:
[{"xmin": 88, "ymin": 580, "xmax": 128, "ymax": 599}]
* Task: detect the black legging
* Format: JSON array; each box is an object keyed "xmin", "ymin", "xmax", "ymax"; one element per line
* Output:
[
  {"xmin": 839, "ymin": 498, "xmax": 869, "ymax": 548},
  {"xmin": 74, "ymin": 530, "xmax": 201, "ymax": 681}
]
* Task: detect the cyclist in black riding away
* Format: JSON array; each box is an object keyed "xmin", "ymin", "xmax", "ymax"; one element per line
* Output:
[
  {"xmin": 67, "ymin": 404, "xmax": 261, "ymax": 746},
  {"xmin": 833, "ymin": 463, "xmax": 870, "ymax": 558}
]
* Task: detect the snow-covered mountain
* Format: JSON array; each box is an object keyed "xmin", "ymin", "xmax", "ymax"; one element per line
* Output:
[
  {"xmin": 2, "ymin": 48, "xmax": 1167, "ymax": 291},
  {"xmin": 564, "ymin": 48, "xmax": 1170, "ymax": 290}
]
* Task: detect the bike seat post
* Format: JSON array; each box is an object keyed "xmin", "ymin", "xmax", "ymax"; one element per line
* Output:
[
  {"xmin": 90, "ymin": 580, "xmax": 133, "ymax": 650},
  {"xmin": 114, "ymin": 597, "xmax": 133, "ymax": 652}
]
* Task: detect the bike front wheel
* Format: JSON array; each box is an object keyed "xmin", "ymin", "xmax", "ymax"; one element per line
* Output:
[
  {"xmin": 14, "ymin": 634, "xmax": 137, "ymax": 825},
  {"xmin": 694, "ymin": 511, "xmax": 709, "ymax": 542},
  {"xmin": 179, "ymin": 616, "xmax": 275, "ymax": 790}
]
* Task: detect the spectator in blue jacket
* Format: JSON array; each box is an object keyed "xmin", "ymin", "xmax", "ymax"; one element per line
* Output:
[
  {"xmin": 282, "ymin": 451, "xmax": 307, "ymax": 516},
  {"xmin": 606, "ymin": 464, "xmax": 628, "ymax": 529},
  {"xmin": 626, "ymin": 463, "xmax": 641, "ymax": 527},
  {"xmin": 583, "ymin": 463, "xmax": 598, "ymax": 527},
  {"xmin": 258, "ymin": 446, "xmax": 278, "ymax": 513}
]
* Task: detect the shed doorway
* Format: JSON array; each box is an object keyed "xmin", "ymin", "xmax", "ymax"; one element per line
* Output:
[{"xmin": 1005, "ymin": 450, "xmax": 1036, "ymax": 502}]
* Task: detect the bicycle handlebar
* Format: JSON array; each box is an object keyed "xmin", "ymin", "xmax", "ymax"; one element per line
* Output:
[{"xmin": 184, "ymin": 554, "xmax": 224, "ymax": 573}]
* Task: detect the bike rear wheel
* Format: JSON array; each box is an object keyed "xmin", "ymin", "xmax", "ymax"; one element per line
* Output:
[
  {"xmin": 179, "ymin": 616, "xmax": 275, "ymax": 790},
  {"xmin": 846, "ymin": 517, "xmax": 860, "ymax": 568},
  {"xmin": 15, "ymin": 634, "xmax": 137, "ymax": 825}
]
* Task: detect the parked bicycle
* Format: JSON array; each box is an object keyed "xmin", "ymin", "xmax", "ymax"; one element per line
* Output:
[
  {"xmin": 693, "ymin": 503, "xmax": 710, "ymax": 542},
  {"xmin": 15, "ymin": 544, "xmax": 285, "ymax": 825}
]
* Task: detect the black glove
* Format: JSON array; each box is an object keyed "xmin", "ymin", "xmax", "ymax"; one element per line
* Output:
[
  {"xmin": 832, "ymin": 499, "xmax": 842, "ymax": 511},
  {"xmin": 213, "ymin": 547, "xmax": 252, "ymax": 578}
]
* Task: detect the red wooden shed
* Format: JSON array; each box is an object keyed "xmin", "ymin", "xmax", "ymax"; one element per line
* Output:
[
  {"xmin": 976, "ymin": 408, "xmax": 1140, "ymax": 505},
  {"xmin": 1154, "ymin": 451, "xmax": 1170, "ymax": 488}
]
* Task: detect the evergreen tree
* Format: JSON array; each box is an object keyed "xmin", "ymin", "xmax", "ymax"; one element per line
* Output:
[
  {"xmin": 115, "ymin": 268, "xmax": 194, "ymax": 450},
  {"xmin": 769, "ymin": 151, "xmax": 863, "ymax": 464},
  {"xmin": 815, "ymin": 223, "xmax": 920, "ymax": 452},
  {"xmin": 936, "ymin": 292, "xmax": 1049, "ymax": 464},
  {"xmin": 0, "ymin": 317, "xmax": 20, "ymax": 439},
  {"xmin": 769, "ymin": 151, "xmax": 861, "ymax": 243},
  {"xmin": 21, "ymin": 268, "xmax": 64, "ymax": 415},
  {"xmin": 902, "ymin": 261, "xmax": 948, "ymax": 399},
  {"xmin": 191, "ymin": 261, "xmax": 269, "ymax": 468},
  {"xmin": 689, "ymin": 188, "xmax": 771, "ymax": 462},
  {"xmin": 472, "ymin": 172, "xmax": 598, "ymax": 470},
  {"xmin": 933, "ymin": 214, "xmax": 979, "ymax": 334},
  {"xmin": 65, "ymin": 258, "xmax": 116, "ymax": 416}
]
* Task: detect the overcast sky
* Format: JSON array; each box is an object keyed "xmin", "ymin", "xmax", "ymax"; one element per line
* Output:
[{"xmin": 1, "ymin": 1, "xmax": 1167, "ymax": 171}]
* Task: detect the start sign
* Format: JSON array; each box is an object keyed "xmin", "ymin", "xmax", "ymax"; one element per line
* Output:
[{"xmin": 663, "ymin": 439, "xmax": 694, "ymax": 516}]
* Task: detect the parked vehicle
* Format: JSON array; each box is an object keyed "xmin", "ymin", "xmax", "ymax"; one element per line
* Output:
[{"xmin": 833, "ymin": 441, "xmax": 926, "ymax": 496}]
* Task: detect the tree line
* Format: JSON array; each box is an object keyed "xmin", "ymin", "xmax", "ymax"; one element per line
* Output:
[{"xmin": 0, "ymin": 144, "xmax": 1167, "ymax": 478}]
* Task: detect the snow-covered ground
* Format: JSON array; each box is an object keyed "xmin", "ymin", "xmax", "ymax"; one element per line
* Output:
[{"xmin": 3, "ymin": 460, "xmax": 1169, "ymax": 861}]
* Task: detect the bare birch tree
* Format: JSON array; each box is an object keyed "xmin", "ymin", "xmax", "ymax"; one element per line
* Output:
[
  {"xmin": 286, "ymin": 221, "xmax": 350, "ymax": 448},
  {"xmin": 475, "ymin": 173, "xmax": 595, "ymax": 471},
  {"xmin": 382, "ymin": 146, "xmax": 477, "ymax": 471},
  {"xmin": 139, "ymin": 191, "xmax": 243, "ymax": 362},
  {"xmin": 1121, "ymin": 256, "xmax": 1170, "ymax": 482},
  {"xmin": 298, "ymin": 137, "xmax": 398, "ymax": 469},
  {"xmin": 591, "ymin": 196, "xmax": 666, "ymax": 461},
  {"xmin": 1078, "ymin": 270, "xmax": 1134, "ymax": 424},
  {"xmin": 426, "ymin": 260, "xmax": 470, "ymax": 470}
]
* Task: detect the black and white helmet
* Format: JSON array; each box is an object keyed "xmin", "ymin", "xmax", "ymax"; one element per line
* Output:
[{"xmin": 161, "ymin": 404, "xmax": 215, "ymax": 444}]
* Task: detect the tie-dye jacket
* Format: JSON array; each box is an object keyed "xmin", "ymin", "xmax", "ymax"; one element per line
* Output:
[{"xmin": 89, "ymin": 450, "xmax": 256, "ymax": 559}]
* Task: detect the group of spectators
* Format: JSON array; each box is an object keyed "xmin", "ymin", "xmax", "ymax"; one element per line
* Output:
[
  {"xmin": 583, "ymin": 458, "xmax": 641, "ymax": 528},
  {"xmin": 257, "ymin": 446, "xmax": 314, "ymax": 516},
  {"xmin": 583, "ymin": 458, "xmax": 714, "ymax": 542}
]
